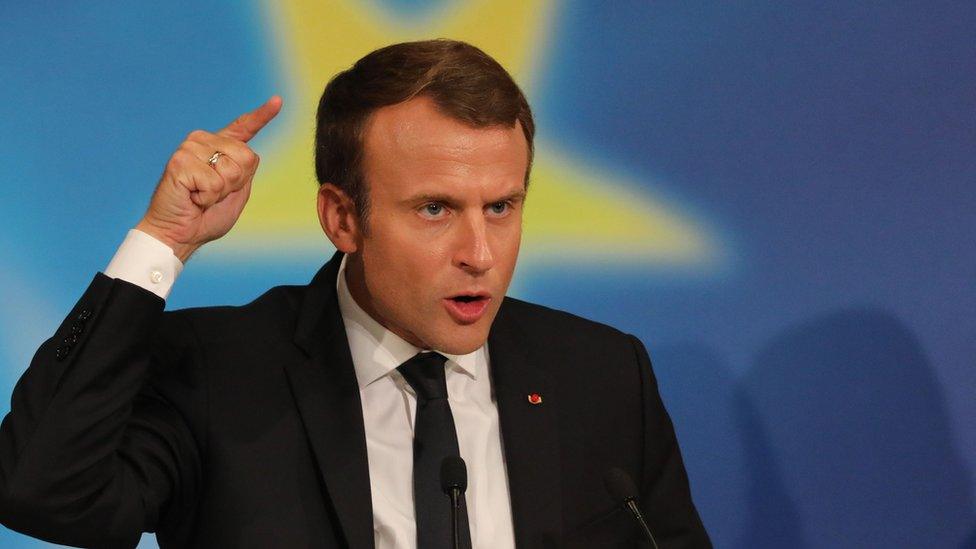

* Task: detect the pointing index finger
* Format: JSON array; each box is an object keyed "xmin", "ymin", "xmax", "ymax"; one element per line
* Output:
[{"xmin": 218, "ymin": 95, "xmax": 283, "ymax": 143}]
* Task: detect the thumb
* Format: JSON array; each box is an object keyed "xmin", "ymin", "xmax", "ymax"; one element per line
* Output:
[{"xmin": 218, "ymin": 95, "xmax": 283, "ymax": 142}]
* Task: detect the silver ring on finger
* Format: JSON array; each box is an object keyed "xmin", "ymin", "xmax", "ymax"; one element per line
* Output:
[{"xmin": 207, "ymin": 151, "xmax": 224, "ymax": 169}]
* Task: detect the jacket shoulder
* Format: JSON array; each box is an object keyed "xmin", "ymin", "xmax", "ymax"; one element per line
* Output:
[
  {"xmin": 159, "ymin": 284, "xmax": 307, "ymax": 343},
  {"xmin": 498, "ymin": 296, "xmax": 634, "ymax": 349}
]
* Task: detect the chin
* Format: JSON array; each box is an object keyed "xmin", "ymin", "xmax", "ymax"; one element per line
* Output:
[{"xmin": 431, "ymin": 327, "xmax": 489, "ymax": 355}]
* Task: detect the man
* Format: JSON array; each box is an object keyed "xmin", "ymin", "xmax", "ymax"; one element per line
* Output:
[{"xmin": 0, "ymin": 40, "xmax": 709, "ymax": 548}]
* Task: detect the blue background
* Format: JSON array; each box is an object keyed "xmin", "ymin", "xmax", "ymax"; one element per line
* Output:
[{"xmin": 1, "ymin": 1, "xmax": 974, "ymax": 547}]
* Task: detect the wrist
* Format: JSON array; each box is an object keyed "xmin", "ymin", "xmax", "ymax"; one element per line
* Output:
[{"xmin": 134, "ymin": 219, "xmax": 199, "ymax": 263}]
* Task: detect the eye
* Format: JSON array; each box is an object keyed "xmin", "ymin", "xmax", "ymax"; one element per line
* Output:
[
  {"xmin": 487, "ymin": 201, "xmax": 510, "ymax": 216},
  {"xmin": 419, "ymin": 202, "xmax": 447, "ymax": 219}
]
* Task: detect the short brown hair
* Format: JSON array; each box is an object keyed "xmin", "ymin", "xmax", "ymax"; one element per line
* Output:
[{"xmin": 314, "ymin": 39, "xmax": 535, "ymax": 223}]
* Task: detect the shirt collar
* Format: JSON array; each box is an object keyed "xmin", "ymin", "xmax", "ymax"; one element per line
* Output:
[{"xmin": 335, "ymin": 254, "xmax": 481, "ymax": 389}]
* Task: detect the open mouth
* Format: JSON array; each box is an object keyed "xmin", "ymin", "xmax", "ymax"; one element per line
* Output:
[{"xmin": 443, "ymin": 293, "xmax": 491, "ymax": 323}]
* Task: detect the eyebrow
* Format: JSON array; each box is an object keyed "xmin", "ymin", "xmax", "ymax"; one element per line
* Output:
[{"xmin": 402, "ymin": 189, "xmax": 527, "ymax": 206}]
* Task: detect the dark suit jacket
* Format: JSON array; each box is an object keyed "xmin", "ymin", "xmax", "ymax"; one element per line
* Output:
[{"xmin": 0, "ymin": 252, "xmax": 709, "ymax": 548}]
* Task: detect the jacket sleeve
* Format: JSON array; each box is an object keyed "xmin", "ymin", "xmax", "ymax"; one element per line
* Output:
[
  {"xmin": 0, "ymin": 273, "xmax": 204, "ymax": 548},
  {"xmin": 629, "ymin": 334, "xmax": 712, "ymax": 548}
]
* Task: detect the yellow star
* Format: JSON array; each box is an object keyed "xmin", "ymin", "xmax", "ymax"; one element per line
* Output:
[{"xmin": 219, "ymin": 0, "xmax": 716, "ymax": 267}]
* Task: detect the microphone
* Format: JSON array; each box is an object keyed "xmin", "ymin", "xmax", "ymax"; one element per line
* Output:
[
  {"xmin": 603, "ymin": 467, "xmax": 659, "ymax": 549},
  {"xmin": 440, "ymin": 456, "xmax": 468, "ymax": 549}
]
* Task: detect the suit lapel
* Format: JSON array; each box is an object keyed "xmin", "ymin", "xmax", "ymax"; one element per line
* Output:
[
  {"xmin": 489, "ymin": 301, "xmax": 564, "ymax": 547},
  {"xmin": 284, "ymin": 256, "xmax": 564, "ymax": 547},
  {"xmin": 286, "ymin": 253, "xmax": 374, "ymax": 549}
]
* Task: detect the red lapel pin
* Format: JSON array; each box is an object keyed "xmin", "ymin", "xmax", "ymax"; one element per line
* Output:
[{"xmin": 527, "ymin": 393, "xmax": 543, "ymax": 405}]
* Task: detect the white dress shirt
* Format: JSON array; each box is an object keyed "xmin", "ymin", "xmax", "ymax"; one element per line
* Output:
[
  {"xmin": 105, "ymin": 229, "xmax": 183, "ymax": 299},
  {"xmin": 104, "ymin": 229, "xmax": 517, "ymax": 548}
]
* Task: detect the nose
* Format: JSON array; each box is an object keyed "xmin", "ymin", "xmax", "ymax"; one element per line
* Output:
[{"xmin": 453, "ymin": 211, "xmax": 494, "ymax": 274}]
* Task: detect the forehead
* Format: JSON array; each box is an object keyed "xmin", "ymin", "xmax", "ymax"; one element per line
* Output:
[{"xmin": 361, "ymin": 96, "xmax": 528, "ymax": 195}]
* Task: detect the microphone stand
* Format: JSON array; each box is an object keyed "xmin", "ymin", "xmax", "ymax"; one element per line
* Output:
[
  {"xmin": 604, "ymin": 467, "xmax": 660, "ymax": 549},
  {"xmin": 624, "ymin": 498, "xmax": 658, "ymax": 549},
  {"xmin": 449, "ymin": 486, "xmax": 461, "ymax": 549},
  {"xmin": 441, "ymin": 455, "xmax": 468, "ymax": 549}
]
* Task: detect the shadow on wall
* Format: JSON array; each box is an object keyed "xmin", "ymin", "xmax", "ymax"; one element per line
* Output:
[
  {"xmin": 655, "ymin": 308, "xmax": 973, "ymax": 547},
  {"xmin": 737, "ymin": 308, "xmax": 973, "ymax": 548},
  {"xmin": 651, "ymin": 343, "xmax": 761, "ymax": 544},
  {"xmin": 964, "ymin": 525, "xmax": 976, "ymax": 549},
  {"xmin": 732, "ymin": 386, "xmax": 805, "ymax": 548}
]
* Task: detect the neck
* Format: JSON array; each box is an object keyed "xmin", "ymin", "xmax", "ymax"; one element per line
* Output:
[{"xmin": 343, "ymin": 253, "xmax": 430, "ymax": 350}]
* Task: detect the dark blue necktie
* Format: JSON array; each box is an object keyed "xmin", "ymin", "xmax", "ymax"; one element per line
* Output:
[{"xmin": 397, "ymin": 352, "xmax": 472, "ymax": 549}]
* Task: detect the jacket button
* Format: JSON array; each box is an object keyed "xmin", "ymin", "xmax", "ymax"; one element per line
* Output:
[
  {"xmin": 55, "ymin": 345, "xmax": 70, "ymax": 361},
  {"xmin": 70, "ymin": 322, "xmax": 84, "ymax": 335},
  {"xmin": 63, "ymin": 334, "xmax": 79, "ymax": 346},
  {"xmin": 77, "ymin": 308, "xmax": 93, "ymax": 321}
]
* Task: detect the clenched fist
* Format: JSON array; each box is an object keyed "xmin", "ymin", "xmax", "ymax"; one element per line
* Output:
[{"xmin": 136, "ymin": 96, "xmax": 283, "ymax": 262}]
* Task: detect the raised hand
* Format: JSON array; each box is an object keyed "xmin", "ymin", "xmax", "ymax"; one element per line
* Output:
[{"xmin": 136, "ymin": 96, "xmax": 283, "ymax": 262}]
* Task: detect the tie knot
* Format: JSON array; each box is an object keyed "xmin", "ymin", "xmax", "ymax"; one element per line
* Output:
[{"xmin": 397, "ymin": 352, "xmax": 449, "ymax": 402}]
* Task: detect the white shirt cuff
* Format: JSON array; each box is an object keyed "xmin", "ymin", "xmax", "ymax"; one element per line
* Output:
[{"xmin": 104, "ymin": 229, "xmax": 184, "ymax": 300}]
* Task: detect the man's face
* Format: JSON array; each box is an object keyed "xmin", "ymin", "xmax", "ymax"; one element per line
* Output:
[{"xmin": 344, "ymin": 96, "xmax": 527, "ymax": 355}]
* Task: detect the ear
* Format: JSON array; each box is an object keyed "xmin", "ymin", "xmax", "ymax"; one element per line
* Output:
[{"xmin": 317, "ymin": 183, "xmax": 361, "ymax": 253}]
